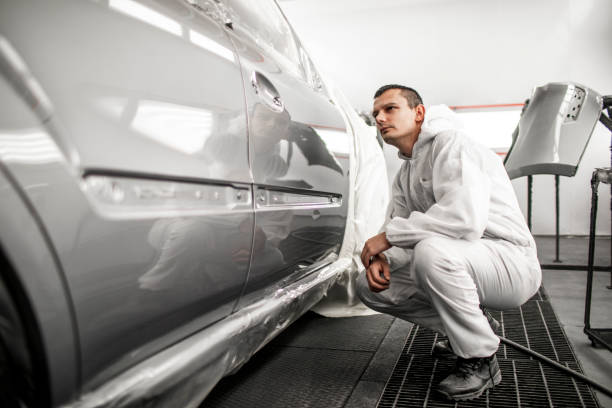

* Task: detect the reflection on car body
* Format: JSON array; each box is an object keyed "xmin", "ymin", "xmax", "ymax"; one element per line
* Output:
[{"xmin": 0, "ymin": 0, "xmax": 355, "ymax": 406}]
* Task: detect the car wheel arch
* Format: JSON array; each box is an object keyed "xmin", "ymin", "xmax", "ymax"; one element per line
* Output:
[{"xmin": 0, "ymin": 249, "xmax": 51, "ymax": 407}]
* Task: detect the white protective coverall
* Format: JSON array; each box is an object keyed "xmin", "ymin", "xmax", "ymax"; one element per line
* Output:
[{"xmin": 357, "ymin": 105, "xmax": 542, "ymax": 359}]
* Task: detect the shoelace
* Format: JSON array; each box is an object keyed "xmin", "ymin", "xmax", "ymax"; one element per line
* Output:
[
  {"xmin": 455, "ymin": 357, "xmax": 484, "ymax": 379},
  {"xmin": 455, "ymin": 356, "xmax": 497, "ymax": 384}
]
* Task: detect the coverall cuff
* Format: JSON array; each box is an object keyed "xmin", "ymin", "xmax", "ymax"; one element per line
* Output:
[{"xmin": 384, "ymin": 218, "xmax": 417, "ymax": 250}]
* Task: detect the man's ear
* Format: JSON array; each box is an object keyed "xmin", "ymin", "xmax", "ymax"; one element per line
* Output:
[{"xmin": 415, "ymin": 104, "xmax": 426, "ymax": 123}]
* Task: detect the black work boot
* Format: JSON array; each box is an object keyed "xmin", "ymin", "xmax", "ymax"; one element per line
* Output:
[
  {"xmin": 437, "ymin": 354, "xmax": 502, "ymax": 400},
  {"xmin": 432, "ymin": 310, "xmax": 501, "ymax": 359}
]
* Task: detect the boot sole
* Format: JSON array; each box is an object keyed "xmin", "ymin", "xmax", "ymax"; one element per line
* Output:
[{"xmin": 438, "ymin": 370, "xmax": 502, "ymax": 401}]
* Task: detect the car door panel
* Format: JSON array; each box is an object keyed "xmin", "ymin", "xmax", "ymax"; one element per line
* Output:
[{"xmin": 0, "ymin": 0, "xmax": 254, "ymax": 387}]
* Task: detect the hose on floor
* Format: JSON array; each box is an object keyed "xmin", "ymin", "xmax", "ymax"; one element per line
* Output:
[{"xmin": 498, "ymin": 335, "xmax": 612, "ymax": 398}]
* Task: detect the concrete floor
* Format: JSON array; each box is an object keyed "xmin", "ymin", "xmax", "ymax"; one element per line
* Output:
[{"xmin": 536, "ymin": 236, "xmax": 612, "ymax": 407}]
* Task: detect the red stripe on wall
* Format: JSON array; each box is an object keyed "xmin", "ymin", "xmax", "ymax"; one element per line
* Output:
[{"xmin": 450, "ymin": 103, "xmax": 524, "ymax": 110}]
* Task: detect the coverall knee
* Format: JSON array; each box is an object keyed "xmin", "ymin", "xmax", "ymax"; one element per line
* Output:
[{"xmin": 358, "ymin": 236, "xmax": 541, "ymax": 358}]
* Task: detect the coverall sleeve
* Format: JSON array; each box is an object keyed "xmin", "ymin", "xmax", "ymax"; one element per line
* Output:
[
  {"xmin": 381, "ymin": 167, "xmax": 414, "ymax": 270},
  {"xmin": 384, "ymin": 135, "xmax": 491, "ymax": 248},
  {"xmin": 387, "ymin": 165, "xmax": 411, "ymax": 219}
]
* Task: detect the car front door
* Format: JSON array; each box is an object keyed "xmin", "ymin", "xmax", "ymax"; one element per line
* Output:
[{"xmin": 0, "ymin": 0, "xmax": 254, "ymax": 386}]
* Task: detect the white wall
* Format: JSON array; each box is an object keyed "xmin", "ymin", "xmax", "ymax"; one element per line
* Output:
[{"xmin": 280, "ymin": 0, "xmax": 612, "ymax": 235}]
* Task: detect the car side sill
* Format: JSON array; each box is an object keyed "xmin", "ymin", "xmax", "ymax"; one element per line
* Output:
[{"xmin": 63, "ymin": 254, "xmax": 351, "ymax": 408}]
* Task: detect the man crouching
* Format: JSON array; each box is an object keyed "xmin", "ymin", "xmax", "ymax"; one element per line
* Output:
[{"xmin": 357, "ymin": 85, "xmax": 541, "ymax": 400}]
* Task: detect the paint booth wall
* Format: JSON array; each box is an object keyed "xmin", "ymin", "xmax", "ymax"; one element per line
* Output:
[{"xmin": 280, "ymin": 0, "xmax": 612, "ymax": 235}]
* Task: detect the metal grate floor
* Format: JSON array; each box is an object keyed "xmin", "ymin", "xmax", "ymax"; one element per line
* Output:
[{"xmin": 377, "ymin": 288, "xmax": 601, "ymax": 408}]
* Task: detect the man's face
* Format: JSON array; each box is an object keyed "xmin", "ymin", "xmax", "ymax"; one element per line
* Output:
[{"xmin": 372, "ymin": 89, "xmax": 421, "ymax": 145}]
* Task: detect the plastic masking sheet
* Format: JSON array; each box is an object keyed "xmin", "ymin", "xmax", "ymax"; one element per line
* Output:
[{"xmin": 311, "ymin": 85, "xmax": 389, "ymax": 317}]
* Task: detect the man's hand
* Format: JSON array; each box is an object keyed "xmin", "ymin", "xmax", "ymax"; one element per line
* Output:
[
  {"xmin": 365, "ymin": 255, "xmax": 391, "ymax": 292},
  {"xmin": 361, "ymin": 232, "xmax": 391, "ymax": 268}
]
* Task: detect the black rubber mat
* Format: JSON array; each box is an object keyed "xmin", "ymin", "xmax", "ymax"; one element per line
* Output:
[
  {"xmin": 205, "ymin": 346, "xmax": 372, "ymax": 408},
  {"xmin": 270, "ymin": 312, "xmax": 395, "ymax": 351},
  {"xmin": 377, "ymin": 288, "xmax": 600, "ymax": 407},
  {"xmin": 203, "ymin": 313, "xmax": 395, "ymax": 408}
]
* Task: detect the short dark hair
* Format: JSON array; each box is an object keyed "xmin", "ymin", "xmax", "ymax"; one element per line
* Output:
[{"xmin": 374, "ymin": 84, "xmax": 423, "ymax": 108}]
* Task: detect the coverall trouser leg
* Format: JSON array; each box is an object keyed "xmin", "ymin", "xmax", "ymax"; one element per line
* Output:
[{"xmin": 356, "ymin": 236, "xmax": 541, "ymax": 358}]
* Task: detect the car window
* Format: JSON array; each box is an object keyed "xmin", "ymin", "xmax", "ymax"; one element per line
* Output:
[{"xmin": 222, "ymin": 0, "xmax": 304, "ymax": 80}]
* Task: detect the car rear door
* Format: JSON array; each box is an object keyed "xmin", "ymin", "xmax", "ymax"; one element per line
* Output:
[{"xmin": 218, "ymin": 0, "xmax": 351, "ymax": 306}]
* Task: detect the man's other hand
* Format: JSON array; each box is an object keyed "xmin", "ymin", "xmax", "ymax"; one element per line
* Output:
[
  {"xmin": 361, "ymin": 232, "xmax": 391, "ymax": 268},
  {"xmin": 366, "ymin": 255, "xmax": 390, "ymax": 292}
]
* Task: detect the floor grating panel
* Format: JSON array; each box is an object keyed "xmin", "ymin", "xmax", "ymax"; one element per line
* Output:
[
  {"xmin": 205, "ymin": 346, "xmax": 372, "ymax": 408},
  {"xmin": 377, "ymin": 287, "xmax": 600, "ymax": 408}
]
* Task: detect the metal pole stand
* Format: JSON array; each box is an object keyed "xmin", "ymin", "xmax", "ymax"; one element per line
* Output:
[
  {"xmin": 601, "ymin": 96, "xmax": 612, "ymax": 289},
  {"xmin": 608, "ymin": 100, "xmax": 612, "ymax": 289},
  {"xmin": 554, "ymin": 175, "xmax": 562, "ymax": 262},
  {"xmin": 527, "ymin": 175, "xmax": 533, "ymax": 231},
  {"xmin": 584, "ymin": 167, "xmax": 612, "ymax": 350}
]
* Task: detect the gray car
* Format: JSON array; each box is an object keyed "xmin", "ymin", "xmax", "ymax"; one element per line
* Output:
[{"xmin": 0, "ymin": 1, "xmax": 355, "ymax": 406}]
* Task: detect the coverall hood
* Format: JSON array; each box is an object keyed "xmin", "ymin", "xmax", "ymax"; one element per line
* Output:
[{"xmin": 399, "ymin": 105, "xmax": 463, "ymax": 160}]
